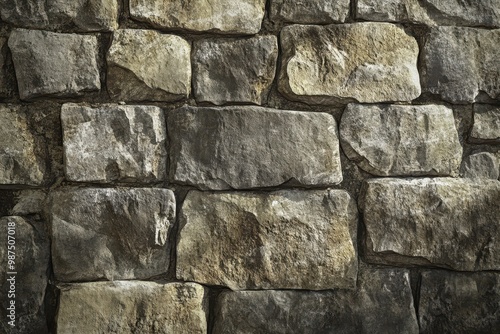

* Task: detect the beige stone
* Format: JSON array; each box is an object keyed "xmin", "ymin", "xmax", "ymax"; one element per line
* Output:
[
  {"xmin": 271, "ymin": 0, "xmax": 350, "ymax": 24},
  {"xmin": 471, "ymin": 104, "xmax": 500, "ymax": 142}
]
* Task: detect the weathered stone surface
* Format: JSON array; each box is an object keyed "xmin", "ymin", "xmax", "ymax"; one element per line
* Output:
[
  {"xmin": 419, "ymin": 270, "xmax": 500, "ymax": 333},
  {"xmin": 357, "ymin": 0, "xmax": 500, "ymax": 27},
  {"xmin": 0, "ymin": 37, "xmax": 11, "ymax": 97},
  {"xmin": 0, "ymin": 0, "xmax": 118, "ymax": 31},
  {"xmin": 340, "ymin": 104, "xmax": 462, "ymax": 176},
  {"xmin": 177, "ymin": 190, "xmax": 357, "ymax": 290},
  {"xmin": 271, "ymin": 0, "xmax": 350, "ymax": 24},
  {"xmin": 62, "ymin": 104, "xmax": 167, "ymax": 183},
  {"xmin": 471, "ymin": 104, "xmax": 500, "ymax": 142},
  {"xmin": 213, "ymin": 267, "xmax": 418, "ymax": 333},
  {"xmin": 168, "ymin": 106, "xmax": 342, "ymax": 189},
  {"xmin": 461, "ymin": 152, "xmax": 500, "ymax": 180},
  {"xmin": 107, "ymin": 30, "xmax": 191, "ymax": 102},
  {"xmin": 130, "ymin": 0, "xmax": 266, "ymax": 34},
  {"xmin": 8, "ymin": 29, "xmax": 100, "ymax": 100},
  {"xmin": 0, "ymin": 105, "xmax": 46, "ymax": 186},
  {"xmin": 279, "ymin": 23, "xmax": 420, "ymax": 105},
  {"xmin": 0, "ymin": 190, "xmax": 46, "ymax": 217},
  {"xmin": 50, "ymin": 188, "xmax": 175, "ymax": 281},
  {"xmin": 361, "ymin": 178, "xmax": 500, "ymax": 271},
  {"xmin": 193, "ymin": 36, "xmax": 278, "ymax": 105},
  {"xmin": 421, "ymin": 27, "xmax": 500, "ymax": 104},
  {"xmin": 0, "ymin": 216, "xmax": 50, "ymax": 333},
  {"xmin": 57, "ymin": 282, "xmax": 207, "ymax": 333}
]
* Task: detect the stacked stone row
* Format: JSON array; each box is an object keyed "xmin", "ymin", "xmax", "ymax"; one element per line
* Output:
[{"xmin": 1, "ymin": 0, "xmax": 499, "ymax": 333}]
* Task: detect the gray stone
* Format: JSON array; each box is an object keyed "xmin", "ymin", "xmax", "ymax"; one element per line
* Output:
[
  {"xmin": 130, "ymin": 0, "xmax": 266, "ymax": 34},
  {"xmin": 168, "ymin": 106, "xmax": 342, "ymax": 189},
  {"xmin": 461, "ymin": 152, "xmax": 500, "ymax": 180},
  {"xmin": 8, "ymin": 29, "xmax": 100, "ymax": 100},
  {"xmin": 177, "ymin": 189, "xmax": 358, "ymax": 290},
  {"xmin": 271, "ymin": 0, "xmax": 350, "ymax": 24},
  {"xmin": 57, "ymin": 282, "xmax": 207, "ymax": 334},
  {"xmin": 193, "ymin": 36, "xmax": 278, "ymax": 105},
  {"xmin": 0, "ymin": 216, "xmax": 50, "ymax": 334},
  {"xmin": 340, "ymin": 104, "xmax": 462, "ymax": 177},
  {"xmin": 50, "ymin": 187, "xmax": 175, "ymax": 282},
  {"xmin": 107, "ymin": 29, "xmax": 191, "ymax": 102},
  {"xmin": 357, "ymin": 0, "xmax": 500, "ymax": 27},
  {"xmin": 361, "ymin": 178, "xmax": 500, "ymax": 271},
  {"xmin": 421, "ymin": 27, "xmax": 500, "ymax": 104},
  {"xmin": 0, "ymin": 190, "xmax": 46, "ymax": 217},
  {"xmin": 0, "ymin": 0, "xmax": 119, "ymax": 31},
  {"xmin": 279, "ymin": 23, "xmax": 420, "ymax": 105},
  {"xmin": 213, "ymin": 267, "xmax": 418, "ymax": 334},
  {"xmin": 471, "ymin": 104, "xmax": 500, "ymax": 142},
  {"xmin": 419, "ymin": 270, "xmax": 500, "ymax": 333},
  {"xmin": 61, "ymin": 104, "xmax": 167, "ymax": 183}
]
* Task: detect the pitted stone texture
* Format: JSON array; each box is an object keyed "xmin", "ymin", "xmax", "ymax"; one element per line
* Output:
[
  {"xmin": 130, "ymin": 0, "xmax": 266, "ymax": 34},
  {"xmin": 57, "ymin": 282, "xmax": 207, "ymax": 334},
  {"xmin": 213, "ymin": 267, "xmax": 418, "ymax": 334},
  {"xmin": 0, "ymin": 216, "xmax": 49, "ymax": 334},
  {"xmin": 461, "ymin": 152, "xmax": 500, "ymax": 180},
  {"xmin": 168, "ymin": 106, "xmax": 342, "ymax": 190},
  {"xmin": 361, "ymin": 178, "xmax": 500, "ymax": 271},
  {"xmin": 0, "ymin": 105, "xmax": 46, "ymax": 186},
  {"xmin": 279, "ymin": 23, "xmax": 420, "ymax": 105},
  {"xmin": 177, "ymin": 190, "xmax": 358, "ymax": 290},
  {"xmin": 421, "ymin": 27, "xmax": 500, "ymax": 104},
  {"xmin": 62, "ymin": 104, "xmax": 167, "ymax": 183},
  {"xmin": 270, "ymin": 0, "xmax": 350, "ymax": 24},
  {"xmin": 340, "ymin": 104, "xmax": 462, "ymax": 177},
  {"xmin": 8, "ymin": 29, "xmax": 100, "ymax": 100},
  {"xmin": 357, "ymin": 0, "xmax": 500, "ymax": 27},
  {"xmin": 50, "ymin": 188, "xmax": 175, "ymax": 282},
  {"xmin": 0, "ymin": 0, "xmax": 118, "ymax": 31},
  {"xmin": 471, "ymin": 104, "xmax": 500, "ymax": 142},
  {"xmin": 419, "ymin": 271, "xmax": 500, "ymax": 333},
  {"xmin": 0, "ymin": 37, "xmax": 10, "ymax": 97},
  {"xmin": 107, "ymin": 30, "xmax": 191, "ymax": 102},
  {"xmin": 193, "ymin": 36, "xmax": 278, "ymax": 105}
]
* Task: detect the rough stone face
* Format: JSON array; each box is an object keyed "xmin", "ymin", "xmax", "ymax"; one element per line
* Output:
[
  {"xmin": 213, "ymin": 267, "xmax": 418, "ymax": 333},
  {"xmin": 271, "ymin": 0, "xmax": 350, "ymax": 24},
  {"xmin": 0, "ymin": 0, "xmax": 119, "ymax": 31},
  {"xmin": 471, "ymin": 104, "xmax": 500, "ymax": 142},
  {"xmin": 168, "ymin": 106, "xmax": 342, "ymax": 189},
  {"xmin": 61, "ymin": 104, "xmax": 167, "ymax": 183},
  {"xmin": 279, "ymin": 23, "xmax": 420, "ymax": 105},
  {"xmin": 0, "ymin": 105, "xmax": 46, "ymax": 186},
  {"xmin": 193, "ymin": 36, "xmax": 278, "ymax": 105},
  {"xmin": 461, "ymin": 152, "xmax": 500, "ymax": 180},
  {"xmin": 0, "ymin": 216, "xmax": 50, "ymax": 334},
  {"xmin": 129, "ymin": 0, "xmax": 266, "ymax": 34},
  {"xmin": 340, "ymin": 104, "xmax": 462, "ymax": 177},
  {"xmin": 177, "ymin": 190, "xmax": 358, "ymax": 290},
  {"xmin": 419, "ymin": 270, "xmax": 500, "ymax": 333},
  {"xmin": 50, "ymin": 188, "xmax": 175, "ymax": 282},
  {"xmin": 357, "ymin": 0, "xmax": 500, "ymax": 27},
  {"xmin": 421, "ymin": 27, "xmax": 500, "ymax": 104},
  {"xmin": 8, "ymin": 29, "xmax": 100, "ymax": 100},
  {"xmin": 107, "ymin": 30, "xmax": 191, "ymax": 102},
  {"xmin": 361, "ymin": 178, "xmax": 500, "ymax": 271},
  {"xmin": 0, "ymin": 190, "xmax": 46, "ymax": 217},
  {"xmin": 57, "ymin": 282, "xmax": 207, "ymax": 334}
]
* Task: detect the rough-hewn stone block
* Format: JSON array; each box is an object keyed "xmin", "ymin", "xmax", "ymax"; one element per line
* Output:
[
  {"xmin": 271, "ymin": 0, "xmax": 350, "ymax": 24},
  {"xmin": 340, "ymin": 104, "xmax": 462, "ymax": 176},
  {"xmin": 471, "ymin": 104, "xmax": 500, "ymax": 142},
  {"xmin": 279, "ymin": 23, "xmax": 420, "ymax": 105},
  {"xmin": 168, "ymin": 106, "xmax": 342, "ymax": 189},
  {"xmin": 461, "ymin": 152, "xmax": 499, "ymax": 180},
  {"xmin": 8, "ymin": 29, "xmax": 100, "ymax": 100},
  {"xmin": 193, "ymin": 36, "xmax": 278, "ymax": 105},
  {"xmin": 107, "ymin": 30, "xmax": 191, "ymax": 102},
  {"xmin": 361, "ymin": 178, "xmax": 500, "ymax": 271},
  {"xmin": 50, "ymin": 188, "xmax": 175, "ymax": 281},
  {"xmin": 57, "ymin": 282, "xmax": 207, "ymax": 334},
  {"xmin": 177, "ymin": 190, "xmax": 358, "ymax": 290},
  {"xmin": 419, "ymin": 270, "xmax": 500, "ymax": 333},
  {"xmin": 421, "ymin": 27, "xmax": 500, "ymax": 104},
  {"xmin": 62, "ymin": 104, "xmax": 167, "ymax": 183},
  {"xmin": 213, "ymin": 267, "xmax": 418, "ymax": 333},
  {"xmin": 129, "ymin": 0, "xmax": 266, "ymax": 34}
]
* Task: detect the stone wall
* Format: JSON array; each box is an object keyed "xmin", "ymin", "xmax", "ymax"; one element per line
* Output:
[{"xmin": 1, "ymin": 1, "xmax": 499, "ymax": 333}]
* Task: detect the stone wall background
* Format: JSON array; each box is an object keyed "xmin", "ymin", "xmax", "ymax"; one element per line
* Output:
[{"xmin": 1, "ymin": 0, "xmax": 499, "ymax": 333}]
